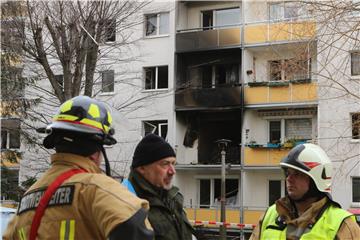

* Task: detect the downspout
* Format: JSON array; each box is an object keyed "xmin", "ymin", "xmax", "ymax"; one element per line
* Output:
[{"xmin": 240, "ymin": 1, "xmax": 245, "ymax": 239}]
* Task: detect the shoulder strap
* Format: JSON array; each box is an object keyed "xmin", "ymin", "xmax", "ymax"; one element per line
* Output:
[{"xmin": 29, "ymin": 168, "xmax": 87, "ymax": 240}]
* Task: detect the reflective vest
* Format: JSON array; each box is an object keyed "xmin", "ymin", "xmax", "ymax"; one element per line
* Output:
[{"xmin": 260, "ymin": 204, "xmax": 354, "ymax": 240}]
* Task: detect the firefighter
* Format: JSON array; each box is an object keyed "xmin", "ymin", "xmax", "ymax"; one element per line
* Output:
[
  {"xmin": 3, "ymin": 96, "xmax": 154, "ymax": 240},
  {"xmin": 250, "ymin": 143, "xmax": 360, "ymax": 240}
]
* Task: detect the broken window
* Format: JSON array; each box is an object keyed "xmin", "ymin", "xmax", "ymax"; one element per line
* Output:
[
  {"xmin": 144, "ymin": 66, "xmax": 168, "ymax": 90},
  {"xmin": 143, "ymin": 120, "xmax": 168, "ymax": 139},
  {"xmin": 199, "ymin": 178, "xmax": 239, "ymax": 208},
  {"xmin": 145, "ymin": 12, "xmax": 169, "ymax": 36},
  {"xmin": 351, "ymin": 112, "xmax": 360, "ymax": 139},
  {"xmin": 1, "ymin": 119, "xmax": 20, "ymax": 149},
  {"xmin": 101, "ymin": 70, "xmax": 114, "ymax": 93}
]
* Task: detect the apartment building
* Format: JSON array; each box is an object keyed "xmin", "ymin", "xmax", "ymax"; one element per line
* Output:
[
  {"xmin": 4, "ymin": 0, "xmax": 359, "ymax": 238},
  {"xmin": 171, "ymin": 0, "xmax": 359, "ymax": 237}
]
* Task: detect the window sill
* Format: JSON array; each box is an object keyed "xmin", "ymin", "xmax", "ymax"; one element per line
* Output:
[
  {"xmin": 99, "ymin": 92, "xmax": 115, "ymax": 96},
  {"xmin": 142, "ymin": 88, "xmax": 169, "ymax": 93},
  {"xmin": 143, "ymin": 34, "xmax": 170, "ymax": 39},
  {"xmin": 350, "ymin": 139, "xmax": 360, "ymax": 144},
  {"xmin": 349, "ymin": 75, "xmax": 360, "ymax": 81}
]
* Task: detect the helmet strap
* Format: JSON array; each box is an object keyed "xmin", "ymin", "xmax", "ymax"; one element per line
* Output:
[{"xmin": 100, "ymin": 145, "xmax": 111, "ymax": 177}]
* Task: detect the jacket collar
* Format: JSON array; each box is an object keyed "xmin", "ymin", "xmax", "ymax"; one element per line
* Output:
[
  {"xmin": 276, "ymin": 196, "xmax": 329, "ymax": 225},
  {"xmin": 129, "ymin": 169, "xmax": 179, "ymax": 200},
  {"xmin": 51, "ymin": 153, "xmax": 103, "ymax": 174}
]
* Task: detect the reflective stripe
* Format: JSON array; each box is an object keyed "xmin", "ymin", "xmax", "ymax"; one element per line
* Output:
[
  {"xmin": 53, "ymin": 114, "xmax": 78, "ymax": 122},
  {"xmin": 18, "ymin": 228, "xmax": 26, "ymax": 240},
  {"xmin": 60, "ymin": 220, "xmax": 75, "ymax": 240},
  {"xmin": 88, "ymin": 104, "xmax": 100, "ymax": 118},
  {"xmin": 107, "ymin": 111, "xmax": 112, "ymax": 125},
  {"xmin": 60, "ymin": 100, "xmax": 73, "ymax": 113}
]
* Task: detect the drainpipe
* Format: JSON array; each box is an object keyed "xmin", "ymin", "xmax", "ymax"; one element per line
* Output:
[{"xmin": 240, "ymin": 1, "xmax": 246, "ymax": 240}]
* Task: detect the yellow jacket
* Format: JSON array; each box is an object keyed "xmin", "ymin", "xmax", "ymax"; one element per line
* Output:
[
  {"xmin": 250, "ymin": 197, "xmax": 360, "ymax": 240},
  {"xmin": 4, "ymin": 153, "xmax": 153, "ymax": 240}
]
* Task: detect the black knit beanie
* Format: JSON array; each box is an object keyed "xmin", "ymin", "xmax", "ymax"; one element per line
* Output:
[{"xmin": 132, "ymin": 133, "xmax": 176, "ymax": 168}]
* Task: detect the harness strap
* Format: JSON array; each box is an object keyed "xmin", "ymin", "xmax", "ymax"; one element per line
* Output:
[{"xmin": 29, "ymin": 168, "xmax": 87, "ymax": 240}]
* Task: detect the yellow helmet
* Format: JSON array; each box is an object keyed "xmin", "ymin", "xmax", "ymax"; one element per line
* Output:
[{"xmin": 43, "ymin": 96, "xmax": 116, "ymax": 148}]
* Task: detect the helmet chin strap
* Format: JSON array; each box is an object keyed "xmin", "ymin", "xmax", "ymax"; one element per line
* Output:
[{"xmin": 100, "ymin": 145, "xmax": 111, "ymax": 177}]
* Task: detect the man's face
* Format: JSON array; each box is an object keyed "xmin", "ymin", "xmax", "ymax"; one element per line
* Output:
[
  {"xmin": 137, "ymin": 157, "xmax": 176, "ymax": 190},
  {"xmin": 285, "ymin": 168, "xmax": 310, "ymax": 200}
]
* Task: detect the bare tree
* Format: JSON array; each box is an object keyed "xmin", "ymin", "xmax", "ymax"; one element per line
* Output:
[{"xmin": 3, "ymin": 0, "xmax": 150, "ymax": 103}]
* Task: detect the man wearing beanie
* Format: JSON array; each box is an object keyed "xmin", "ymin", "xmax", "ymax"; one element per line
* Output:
[{"xmin": 126, "ymin": 133, "xmax": 196, "ymax": 240}]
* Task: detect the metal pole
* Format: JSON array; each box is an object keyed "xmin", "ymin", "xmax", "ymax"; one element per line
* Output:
[
  {"xmin": 220, "ymin": 146, "xmax": 226, "ymax": 240},
  {"xmin": 216, "ymin": 139, "xmax": 231, "ymax": 240}
]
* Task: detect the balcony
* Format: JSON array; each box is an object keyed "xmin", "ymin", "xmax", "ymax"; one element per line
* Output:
[
  {"xmin": 244, "ymin": 20, "xmax": 316, "ymax": 46},
  {"xmin": 176, "ymin": 19, "xmax": 316, "ymax": 52},
  {"xmin": 244, "ymin": 146, "xmax": 291, "ymax": 166},
  {"xmin": 175, "ymin": 85, "xmax": 242, "ymax": 110},
  {"xmin": 244, "ymin": 81, "xmax": 317, "ymax": 106},
  {"xmin": 176, "ymin": 26, "xmax": 241, "ymax": 52}
]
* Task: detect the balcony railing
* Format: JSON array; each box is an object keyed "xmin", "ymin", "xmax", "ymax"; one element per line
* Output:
[
  {"xmin": 244, "ymin": 80, "xmax": 317, "ymax": 106},
  {"xmin": 243, "ymin": 19, "xmax": 316, "ymax": 45},
  {"xmin": 176, "ymin": 19, "xmax": 316, "ymax": 51},
  {"xmin": 244, "ymin": 146, "xmax": 291, "ymax": 166},
  {"xmin": 176, "ymin": 25, "xmax": 241, "ymax": 52},
  {"xmin": 184, "ymin": 206, "xmax": 265, "ymax": 226}
]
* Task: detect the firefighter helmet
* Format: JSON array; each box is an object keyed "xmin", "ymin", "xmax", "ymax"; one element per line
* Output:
[
  {"xmin": 43, "ymin": 96, "xmax": 116, "ymax": 148},
  {"xmin": 280, "ymin": 143, "xmax": 332, "ymax": 193}
]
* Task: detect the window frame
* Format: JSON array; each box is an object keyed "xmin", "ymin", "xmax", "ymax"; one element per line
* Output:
[
  {"xmin": 143, "ymin": 65, "xmax": 168, "ymax": 90},
  {"xmin": 267, "ymin": 117, "xmax": 313, "ymax": 144},
  {"xmin": 54, "ymin": 74, "xmax": 64, "ymax": 91},
  {"xmin": 197, "ymin": 177, "xmax": 240, "ymax": 208},
  {"xmin": 351, "ymin": 112, "xmax": 360, "ymax": 140},
  {"xmin": 268, "ymin": 1, "xmax": 307, "ymax": 21},
  {"xmin": 350, "ymin": 51, "xmax": 360, "ymax": 76},
  {"xmin": 1, "ymin": 119, "xmax": 21, "ymax": 150},
  {"xmin": 100, "ymin": 70, "xmax": 115, "ymax": 93},
  {"xmin": 352, "ymin": 177, "xmax": 360, "ymax": 203},
  {"xmin": 143, "ymin": 120, "xmax": 168, "ymax": 139},
  {"xmin": 201, "ymin": 7, "xmax": 241, "ymax": 29},
  {"xmin": 268, "ymin": 58, "xmax": 311, "ymax": 81},
  {"xmin": 268, "ymin": 179, "xmax": 285, "ymax": 206},
  {"xmin": 144, "ymin": 12, "xmax": 170, "ymax": 37}
]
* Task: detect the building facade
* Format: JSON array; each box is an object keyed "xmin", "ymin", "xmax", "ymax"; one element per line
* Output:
[{"xmin": 6, "ymin": 0, "xmax": 360, "ymax": 237}]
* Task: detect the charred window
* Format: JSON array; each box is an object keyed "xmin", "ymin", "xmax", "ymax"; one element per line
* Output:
[{"xmin": 101, "ymin": 70, "xmax": 114, "ymax": 93}]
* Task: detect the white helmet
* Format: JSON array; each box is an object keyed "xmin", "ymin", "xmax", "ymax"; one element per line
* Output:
[{"xmin": 280, "ymin": 143, "xmax": 332, "ymax": 193}]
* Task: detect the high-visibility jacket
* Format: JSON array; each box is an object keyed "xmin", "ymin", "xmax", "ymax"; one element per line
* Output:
[
  {"xmin": 260, "ymin": 203, "xmax": 354, "ymax": 240},
  {"xmin": 3, "ymin": 153, "xmax": 153, "ymax": 240}
]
